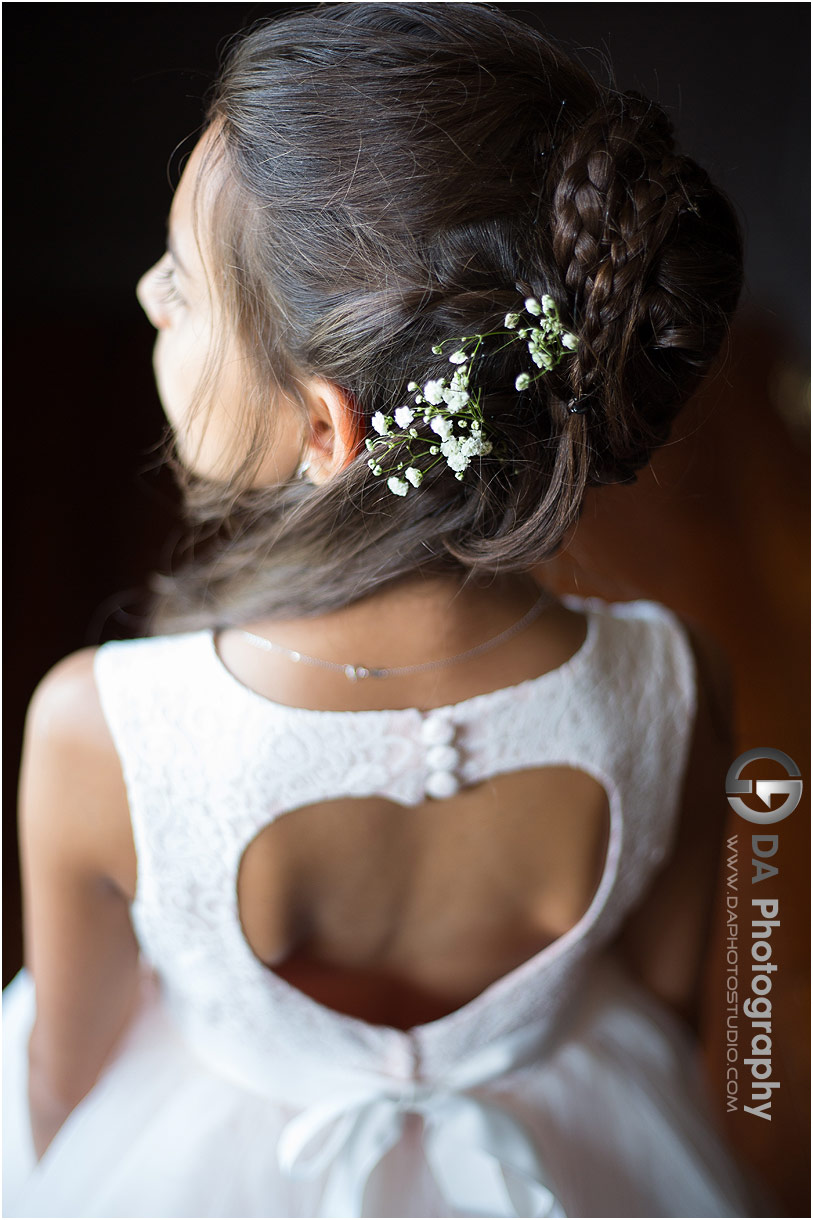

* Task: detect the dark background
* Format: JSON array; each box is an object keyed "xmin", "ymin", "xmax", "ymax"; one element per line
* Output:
[{"xmin": 4, "ymin": 3, "xmax": 810, "ymax": 1212}]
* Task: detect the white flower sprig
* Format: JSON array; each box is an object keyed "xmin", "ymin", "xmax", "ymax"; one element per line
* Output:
[
  {"xmin": 365, "ymin": 296, "xmax": 578, "ymax": 496},
  {"xmin": 506, "ymin": 295, "xmax": 579, "ymax": 388}
]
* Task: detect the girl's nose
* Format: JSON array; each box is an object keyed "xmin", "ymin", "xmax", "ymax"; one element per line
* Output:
[{"xmin": 136, "ymin": 261, "xmax": 168, "ymax": 330}]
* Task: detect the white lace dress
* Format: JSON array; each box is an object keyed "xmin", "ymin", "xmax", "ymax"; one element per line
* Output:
[{"xmin": 3, "ymin": 595, "xmax": 776, "ymax": 1217}]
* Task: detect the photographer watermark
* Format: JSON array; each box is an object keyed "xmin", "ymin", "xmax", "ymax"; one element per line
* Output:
[{"xmin": 723, "ymin": 748, "xmax": 803, "ymax": 1120}]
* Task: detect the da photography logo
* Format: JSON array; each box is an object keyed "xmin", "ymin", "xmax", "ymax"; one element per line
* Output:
[
  {"xmin": 725, "ymin": 747, "xmax": 803, "ymax": 824},
  {"xmin": 722, "ymin": 747, "xmax": 803, "ymax": 1121}
]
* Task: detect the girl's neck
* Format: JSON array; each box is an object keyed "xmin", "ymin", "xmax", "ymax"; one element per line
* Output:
[
  {"xmin": 211, "ymin": 569, "xmax": 589, "ymax": 714},
  {"xmin": 238, "ymin": 572, "xmax": 551, "ymax": 670}
]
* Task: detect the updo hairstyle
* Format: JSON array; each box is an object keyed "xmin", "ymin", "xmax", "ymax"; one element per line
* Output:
[{"xmin": 152, "ymin": 1, "xmax": 743, "ymax": 629}]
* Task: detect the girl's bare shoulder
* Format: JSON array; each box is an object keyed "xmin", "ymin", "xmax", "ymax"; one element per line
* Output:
[
  {"xmin": 28, "ymin": 647, "xmax": 106, "ymax": 732},
  {"xmin": 22, "ymin": 649, "xmax": 136, "ymax": 897}
]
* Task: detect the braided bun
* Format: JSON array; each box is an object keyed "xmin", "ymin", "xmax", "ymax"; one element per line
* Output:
[{"xmin": 547, "ymin": 91, "xmax": 742, "ymax": 485}]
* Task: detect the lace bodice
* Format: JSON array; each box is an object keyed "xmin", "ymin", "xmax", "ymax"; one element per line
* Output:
[{"xmin": 93, "ymin": 594, "xmax": 697, "ymax": 1091}]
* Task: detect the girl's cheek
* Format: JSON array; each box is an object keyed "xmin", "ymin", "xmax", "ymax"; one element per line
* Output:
[
  {"xmin": 151, "ymin": 331, "xmax": 173, "ymax": 418},
  {"xmin": 152, "ymin": 331, "xmax": 188, "ymax": 428},
  {"xmin": 152, "ymin": 322, "xmax": 205, "ymax": 436}
]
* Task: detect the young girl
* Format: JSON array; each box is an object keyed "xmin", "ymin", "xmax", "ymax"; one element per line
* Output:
[{"xmin": 4, "ymin": 4, "xmax": 778, "ymax": 1216}]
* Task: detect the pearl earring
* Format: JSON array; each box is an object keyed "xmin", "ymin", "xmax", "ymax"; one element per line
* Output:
[{"xmin": 295, "ymin": 457, "xmax": 312, "ymax": 481}]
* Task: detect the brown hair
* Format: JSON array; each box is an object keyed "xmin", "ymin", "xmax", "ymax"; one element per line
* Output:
[{"xmin": 149, "ymin": 1, "xmax": 743, "ymax": 631}]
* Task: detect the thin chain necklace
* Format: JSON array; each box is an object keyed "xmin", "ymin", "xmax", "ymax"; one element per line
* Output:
[{"xmin": 238, "ymin": 586, "xmax": 556, "ymax": 682}]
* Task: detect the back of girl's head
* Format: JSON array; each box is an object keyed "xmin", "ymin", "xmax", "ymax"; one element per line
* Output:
[{"xmin": 152, "ymin": 1, "xmax": 743, "ymax": 629}]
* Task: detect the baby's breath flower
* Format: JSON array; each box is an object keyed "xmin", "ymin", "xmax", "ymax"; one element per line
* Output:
[
  {"xmin": 430, "ymin": 416, "xmax": 454, "ymax": 440},
  {"xmin": 441, "ymin": 388, "xmax": 470, "ymax": 411},
  {"xmin": 440, "ymin": 437, "xmax": 470, "ymax": 472},
  {"xmin": 423, "ymin": 380, "xmax": 446, "ymax": 405},
  {"xmin": 456, "ymin": 432, "xmax": 491, "ymax": 459},
  {"xmin": 394, "ymin": 405, "xmax": 415, "ymax": 428},
  {"xmin": 367, "ymin": 294, "xmax": 577, "ymax": 496},
  {"xmin": 446, "ymin": 452, "xmax": 470, "ymax": 473}
]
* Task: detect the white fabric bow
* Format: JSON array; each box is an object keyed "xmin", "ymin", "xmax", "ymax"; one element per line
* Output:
[{"xmin": 276, "ymin": 1020, "xmax": 567, "ymax": 1217}]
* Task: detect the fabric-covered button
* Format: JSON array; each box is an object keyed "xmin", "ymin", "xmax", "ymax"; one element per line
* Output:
[
  {"xmin": 420, "ymin": 714, "xmax": 455, "ymax": 745},
  {"xmin": 425, "ymin": 770, "xmax": 460, "ymax": 799},
  {"xmin": 425, "ymin": 744, "xmax": 459, "ymax": 772},
  {"xmin": 420, "ymin": 712, "xmax": 461, "ymax": 799}
]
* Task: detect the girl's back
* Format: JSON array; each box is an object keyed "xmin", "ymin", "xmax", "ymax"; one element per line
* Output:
[
  {"xmin": 7, "ymin": 583, "xmax": 770, "ymax": 1217},
  {"xmin": 195, "ymin": 591, "xmax": 608, "ymax": 1030}
]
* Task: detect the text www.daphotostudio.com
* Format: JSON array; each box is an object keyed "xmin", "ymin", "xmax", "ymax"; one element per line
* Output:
[{"xmin": 723, "ymin": 748, "xmax": 803, "ymax": 1119}]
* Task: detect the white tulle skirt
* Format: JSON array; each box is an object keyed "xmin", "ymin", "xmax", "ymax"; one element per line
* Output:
[{"xmin": 3, "ymin": 960, "xmax": 778, "ymax": 1218}]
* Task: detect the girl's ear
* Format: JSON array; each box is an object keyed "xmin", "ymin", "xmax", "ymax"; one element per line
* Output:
[{"xmin": 300, "ymin": 377, "xmax": 366, "ymax": 483}]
